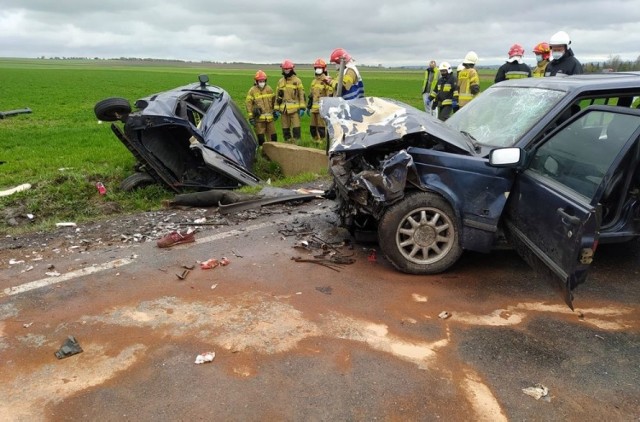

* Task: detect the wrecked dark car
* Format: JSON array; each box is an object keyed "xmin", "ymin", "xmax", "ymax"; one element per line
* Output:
[
  {"xmin": 94, "ymin": 75, "xmax": 260, "ymax": 192},
  {"xmin": 321, "ymin": 73, "xmax": 640, "ymax": 306}
]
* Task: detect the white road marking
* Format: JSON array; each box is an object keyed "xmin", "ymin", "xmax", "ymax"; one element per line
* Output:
[{"xmin": 1, "ymin": 209, "xmax": 327, "ymax": 298}]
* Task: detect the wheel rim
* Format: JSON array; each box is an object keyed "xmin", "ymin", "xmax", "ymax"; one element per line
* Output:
[{"xmin": 395, "ymin": 207, "xmax": 455, "ymax": 265}]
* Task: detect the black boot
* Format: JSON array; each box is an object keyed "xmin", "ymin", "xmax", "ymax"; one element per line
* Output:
[
  {"xmin": 292, "ymin": 127, "xmax": 301, "ymax": 141},
  {"xmin": 282, "ymin": 128, "xmax": 291, "ymax": 142},
  {"xmin": 257, "ymin": 134, "xmax": 265, "ymax": 146},
  {"xmin": 310, "ymin": 126, "xmax": 318, "ymax": 139}
]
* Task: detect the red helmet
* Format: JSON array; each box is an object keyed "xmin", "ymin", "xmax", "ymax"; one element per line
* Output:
[
  {"xmin": 330, "ymin": 48, "xmax": 352, "ymax": 64},
  {"xmin": 532, "ymin": 42, "xmax": 551, "ymax": 60},
  {"xmin": 313, "ymin": 58, "xmax": 327, "ymax": 69},
  {"xmin": 254, "ymin": 70, "xmax": 267, "ymax": 81},
  {"xmin": 280, "ymin": 59, "xmax": 295, "ymax": 70},
  {"xmin": 508, "ymin": 43, "xmax": 525, "ymax": 57}
]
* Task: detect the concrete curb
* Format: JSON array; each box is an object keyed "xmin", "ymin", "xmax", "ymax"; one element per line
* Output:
[{"xmin": 262, "ymin": 142, "xmax": 328, "ymax": 177}]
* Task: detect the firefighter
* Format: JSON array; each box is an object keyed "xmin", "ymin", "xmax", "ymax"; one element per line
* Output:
[
  {"xmin": 274, "ymin": 59, "xmax": 306, "ymax": 143},
  {"xmin": 307, "ymin": 58, "xmax": 333, "ymax": 143},
  {"xmin": 323, "ymin": 48, "xmax": 365, "ymax": 100},
  {"xmin": 421, "ymin": 60, "xmax": 438, "ymax": 111},
  {"xmin": 545, "ymin": 31, "xmax": 583, "ymax": 76},
  {"xmin": 245, "ymin": 70, "xmax": 277, "ymax": 145},
  {"xmin": 429, "ymin": 62, "xmax": 458, "ymax": 121},
  {"xmin": 532, "ymin": 42, "xmax": 551, "ymax": 77},
  {"xmin": 457, "ymin": 51, "xmax": 480, "ymax": 108},
  {"xmin": 494, "ymin": 44, "xmax": 532, "ymax": 83}
]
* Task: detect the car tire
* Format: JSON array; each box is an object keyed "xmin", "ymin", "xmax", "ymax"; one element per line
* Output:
[
  {"xmin": 378, "ymin": 191, "xmax": 462, "ymax": 274},
  {"xmin": 119, "ymin": 172, "xmax": 156, "ymax": 191},
  {"xmin": 94, "ymin": 97, "xmax": 132, "ymax": 122}
]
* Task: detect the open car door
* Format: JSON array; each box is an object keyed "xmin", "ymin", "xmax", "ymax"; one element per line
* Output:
[{"xmin": 500, "ymin": 106, "xmax": 640, "ymax": 309}]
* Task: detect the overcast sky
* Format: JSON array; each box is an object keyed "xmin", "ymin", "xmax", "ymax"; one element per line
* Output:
[{"xmin": 1, "ymin": 0, "xmax": 639, "ymax": 67}]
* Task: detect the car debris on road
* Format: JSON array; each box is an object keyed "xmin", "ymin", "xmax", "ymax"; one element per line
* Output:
[{"xmin": 54, "ymin": 335, "xmax": 83, "ymax": 359}]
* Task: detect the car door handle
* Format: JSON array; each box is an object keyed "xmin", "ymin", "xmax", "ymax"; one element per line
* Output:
[{"xmin": 557, "ymin": 208, "xmax": 581, "ymax": 225}]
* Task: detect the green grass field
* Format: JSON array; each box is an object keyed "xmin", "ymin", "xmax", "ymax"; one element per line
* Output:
[{"xmin": 0, "ymin": 58, "xmax": 495, "ymax": 232}]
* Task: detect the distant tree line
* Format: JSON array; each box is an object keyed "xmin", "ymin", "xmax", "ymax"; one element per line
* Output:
[{"xmin": 584, "ymin": 55, "xmax": 640, "ymax": 72}]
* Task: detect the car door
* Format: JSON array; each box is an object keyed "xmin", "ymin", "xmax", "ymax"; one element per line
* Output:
[{"xmin": 502, "ymin": 106, "xmax": 640, "ymax": 308}]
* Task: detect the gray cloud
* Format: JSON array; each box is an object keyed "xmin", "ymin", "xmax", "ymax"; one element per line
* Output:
[{"xmin": 1, "ymin": 0, "xmax": 639, "ymax": 66}]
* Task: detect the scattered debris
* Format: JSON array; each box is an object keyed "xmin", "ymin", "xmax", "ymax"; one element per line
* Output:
[
  {"xmin": 211, "ymin": 284, "xmax": 218, "ymax": 290},
  {"xmin": 595, "ymin": 334, "xmax": 605, "ymax": 340},
  {"xmin": 315, "ymin": 286, "xmax": 333, "ymax": 295},
  {"xmin": 56, "ymin": 222, "xmax": 77, "ymax": 228},
  {"xmin": 194, "ymin": 351, "xmax": 215, "ymax": 364},
  {"xmin": 218, "ymin": 193, "xmax": 321, "ymax": 215},
  {"xmin": 200, "ymin": 258, "xmax": 219, "ymax": 269},
  {"xmin": 220, "ymin": 257, "xmax": 230, "ymax": 266},
  {"xmin": 522, "ymin": 383, "xmax": 550, "ymax": 401},
  {"xmin": 45, "ymin": 271, "xmax": 61, "ymax": 277},
  {"xmin": 368, "ymin": 249, "xmax": 377, "ymax": 262},
  {"xmin": 54, "ymin": 335, "xmax": 83, "ymax": 359},
  {"xmin": 176, "ymin": 269, "xmax": 191, "ymax": 280},
  {"xmin": 9, "ymin": 259, "xmax": 25, "ymax": 265},
  {"xmin": 438, "ymin": 311, "xmax": 451, "ymax": 319},
  {"xmin": 183, "ymin": 264, "xmax": 195, "ymax": 270},
  {"xmin": 23, "ymin": 322, "xmax": 33, "ymax": 328},
  {"xmin": 0, "ymin": 183, "xmax": 32, "ymax": 198},
  {"xmin": 412, "ymin": 294, "xmax": 429, "ymax": 303},
  {"xmin": 0, "ymin": 107, "xmax": 32, "ymax": 119}
]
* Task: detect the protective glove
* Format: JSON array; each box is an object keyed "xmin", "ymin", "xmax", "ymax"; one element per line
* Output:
[
  {"xmin": 273, "ymin": 111, "xmax": 280, "ymax": 121},
  {"xmin": 452, "ymin": 100, "xmax": 459, "ymax": 111},
  {"xmin": 249, "ymin": 117, "xmax": 256, "ymax": 126},
  {"xmin": 298, "ymin": 109, "xmax": 305, "ymax": 117}
]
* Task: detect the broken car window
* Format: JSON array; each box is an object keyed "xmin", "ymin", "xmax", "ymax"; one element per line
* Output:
[{"xmin": 446, "ymin": 87, "xmax": 565, "ymax": 148}]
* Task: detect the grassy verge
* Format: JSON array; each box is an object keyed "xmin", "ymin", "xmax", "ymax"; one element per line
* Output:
[{"xmin": 0, "ymin": 58, "xmax": 494, "ymax": 234}]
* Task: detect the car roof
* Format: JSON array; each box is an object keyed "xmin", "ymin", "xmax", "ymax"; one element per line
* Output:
[{"xmin": 491, "ymin": 72, "xmax": 640, "ymax": 93}]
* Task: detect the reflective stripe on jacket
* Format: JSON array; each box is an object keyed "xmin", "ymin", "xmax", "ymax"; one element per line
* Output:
[
  {"xmin": 457, "ymin": 67, "xmax": 480, "ymax": 107},
  {"xmin": 338, "ymin": 64, "xmax": 365, "ymax": 100},
  {"xmin": 309, "ymin": 75, "xmax": 333, "ymax": 112},
  {"xmin": 245, "ymin": 85, "xmax": 275, "ymax": 122},
  {"xmin": 422, "ymin": 68, "xmax": 437, "ymax": 94},
  {"xmin": 430, "ymin": 73, "xmax": 458, "ymax": 107},
  {"xmin": 494, "ymin": 62, "xmax": 532, "ymax": 83},
  {"xmin": 275, "ymin": 75, "xmax": 306, "ymax": 114}
]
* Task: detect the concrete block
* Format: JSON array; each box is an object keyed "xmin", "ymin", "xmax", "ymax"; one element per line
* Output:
[{"xmin": 262, "ymin": 142, "xmax": 328, "ymax": 177}]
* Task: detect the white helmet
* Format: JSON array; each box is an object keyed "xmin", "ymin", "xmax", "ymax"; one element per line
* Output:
[
  {"xmin": 457, "ymin": 64, "xmax": 465, "ymax": 72},
  {"xmin": 550, "ymin": 31, "xmax": 571, "ymax": 46},
  {"xmin": 463, "ymin": 51, "xmax": 478, "ymax": 64},
  {"xmin": 439, "ymin": 62, "xmax": 451, "ymax": 72}
]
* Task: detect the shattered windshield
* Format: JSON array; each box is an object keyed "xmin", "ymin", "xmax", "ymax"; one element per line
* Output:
[{"xmin": 446, "ymin": 86, "xmax": 566, "ymax": 147}]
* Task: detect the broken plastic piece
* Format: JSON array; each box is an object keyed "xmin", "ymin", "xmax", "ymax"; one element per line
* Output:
[
  {"xmin": 56, "ymin": 222, "xmax": 77, "ymax": 227},
  {"xmin": 522, "ymin": 384, "xmax": 549, "ymax": 400},
  {"xmin": 195, "ymin": 351, "xmax": 215, "ymax": 364},
  {"xmin": 0, "ymin": 183, "xmax": 31, "ymax": 197},
  {"xmin": 176, "ymin": 269, "xmax": 190, "ymax": 280},
  {"xmin": 220, "ymin": 257, "xmax": 230, "ymax": 266},
  {"xmin": 438, "ymin": 311, "xmax": 451, "ymax": 319},
  {"xmin": 55, "ymin": 335, "xmax": 83, "ymax": 359}
]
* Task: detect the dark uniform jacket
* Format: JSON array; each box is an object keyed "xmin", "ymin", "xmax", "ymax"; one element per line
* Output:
[
  {"xmin": 545, "ymin": 49, "xmax": 583, "ymax": 76},
  {"xmin": 494, "ymin": 61, "xmax": 532, "ymax": 83}
]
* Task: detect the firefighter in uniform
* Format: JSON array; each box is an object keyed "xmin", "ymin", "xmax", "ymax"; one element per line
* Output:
[
  {"xmin": 421, "ymin": 60, "xmax": 438, "ymax": 111},
  {"xmin": 532, "ymin": 42, "xmax": 551, "ymax": 77},
  {"xmin": 245, "ymin": 70, "xmax": 277, "ymax": 145},
  {"xmin": 323, "ymin": 48, "xmax": 365, "ymax": 100},
  {"xmin": 494, "ymin": 44, "xmax": 532, "ymax": 83},
  {"xmin": 307, "ymin": 58, "xmax": 333, "ymax": 143},
  {"xmin": 545, "ymin": 31, "xmax": 583, "ymax": 76},
  {"xmin": 429, "ymin": 62, "xmax": 458, "ymax": 121},
  {"xmin": 457, "ymin": 51, "xmax": 480, "ymax": 108},
  {"xmin": 275, "ymin": 60, "xmax": 306, "ymax": 143}
]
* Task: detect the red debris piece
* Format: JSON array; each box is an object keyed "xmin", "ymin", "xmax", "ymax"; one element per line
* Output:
[{"xmin": 368, "ymin": 249, "xmax": 377, "ymax": 262}]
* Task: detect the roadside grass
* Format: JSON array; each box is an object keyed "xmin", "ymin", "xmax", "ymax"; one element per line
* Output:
[{"xmin": 0, "ymin": 59, "xmax": 495, "ymax": 233}]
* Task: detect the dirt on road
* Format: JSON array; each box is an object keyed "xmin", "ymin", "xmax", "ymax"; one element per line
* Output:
[{"xmin": 1, "ymin": 197, "xmax": 639, "ymax": 421}]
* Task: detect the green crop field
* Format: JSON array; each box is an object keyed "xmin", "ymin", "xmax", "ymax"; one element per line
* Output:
[{"xmin": 0, "ymin": 58, "xmax": 496, "ymax": 232}]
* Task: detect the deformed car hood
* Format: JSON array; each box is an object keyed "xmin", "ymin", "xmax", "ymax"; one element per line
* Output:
[{"xmin": 320, "ymin": 97, "xmax": 476, "ymax": 154}]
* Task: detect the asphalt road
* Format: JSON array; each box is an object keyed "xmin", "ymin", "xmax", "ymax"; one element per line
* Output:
[{"xmin": 1, "ymin": 199, "xmax": 639, "ymax": 421}]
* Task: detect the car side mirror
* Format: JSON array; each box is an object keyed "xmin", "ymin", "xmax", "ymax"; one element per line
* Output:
[
  {"xmin": 489, "ymin": 147, "xmax": 523, "ymax": 167},
  {"xmin": 198, "ymin": 74, "xmax": 209, "ymax": 88}
]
